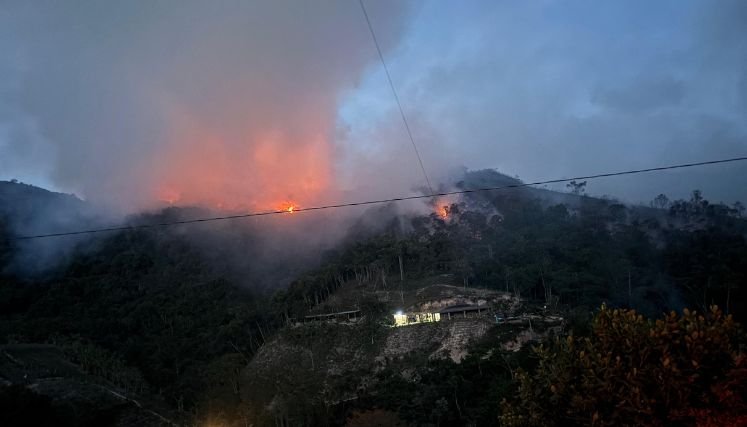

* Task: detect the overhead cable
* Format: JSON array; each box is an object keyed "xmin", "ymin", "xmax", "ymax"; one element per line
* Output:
[
  {"xmin": 12, "ymin": 155, "xmax": 747, "ymax": 240},
  {"xmin": 358, "ymin": 0, "xmax": 434, "ymax": 194}
]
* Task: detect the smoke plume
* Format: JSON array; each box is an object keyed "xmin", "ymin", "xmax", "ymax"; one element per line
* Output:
[{"xmin": 0, "ymin": 0, "xmax": 412, "ymax": 213}]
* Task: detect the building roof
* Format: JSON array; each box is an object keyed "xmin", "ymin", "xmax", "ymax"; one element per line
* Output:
[
  {"xmin": 304, "ymin": 309, "xmax": 361, "ymax": 319},
  {"xmin": 438, "ymin": 304, "xmax": 487, "ymax": 314}
]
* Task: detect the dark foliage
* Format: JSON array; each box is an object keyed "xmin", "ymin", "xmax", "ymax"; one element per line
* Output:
[
  {"xmin": 0, "ymin": 385, "xmax": 73, "ymax": 427},
  {"xmin": 500, "ymin": 306, "xmax": 747, "ymax": 426},
  {"xmin": 1, "ymin": 174, "xmax": 745, "ymax": 425},
  {"xmin": 0, "ymin": 228, "xmax": 276, "ymax": 417}
]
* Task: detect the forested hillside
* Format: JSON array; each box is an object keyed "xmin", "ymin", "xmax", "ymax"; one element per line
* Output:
[
  {"xmin": 1, "ymin": 171, "xmax": 746, "ymax": 426},
  {"xmin": 277, "ymin": 170, "xmax": 746, "ymax": 323}
]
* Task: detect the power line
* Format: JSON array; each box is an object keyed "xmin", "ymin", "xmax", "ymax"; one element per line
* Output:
[
  {"xmin": 358, "ymin": 0, "xmax": 433, "ymax": 194},
  {"xmin": 12, "ymin": 156, "xmax": 747, "ymax": 240}
]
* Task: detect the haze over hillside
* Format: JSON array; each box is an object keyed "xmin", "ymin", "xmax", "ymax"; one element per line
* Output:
[
  {"xmin": 2, "ymin": 168, "xmax": 746, "ymax": 425},
  {"xmin": 2, "ymin": 1, "xmax": 747, "ymax": 426}
]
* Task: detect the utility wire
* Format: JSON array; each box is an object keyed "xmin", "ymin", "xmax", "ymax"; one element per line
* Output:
[
  {"xmin": 358, "ymin": 0, "xmax": 434, "ymax": 194},
  {"xmin": 12, "ymin": 156, "xmax": 747, "ymax": 240}
]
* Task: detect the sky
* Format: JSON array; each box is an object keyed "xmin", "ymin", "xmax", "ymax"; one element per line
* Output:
[{"xmin": 1, "ymin": 0, "xmax": 746, "ymax": 213}]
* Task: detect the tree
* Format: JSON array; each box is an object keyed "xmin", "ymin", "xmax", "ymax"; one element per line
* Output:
[
  {"xmin": 690, "ymin": 190, "xmax": 707, "ymax": 215},
  {"xmin": 500, "ymin": 305, "xmax": 747, "ymax": 427},
  {"xmin": 733, "ymin": 201, "xmax": 745, "ymax": 218},
  {"xmin": 651, "ymin": 193, "xmax": 669, "ymax": 209},
  {"xmin": 566, "ymin": 180, "xmax": 587, "ymax": 196}
]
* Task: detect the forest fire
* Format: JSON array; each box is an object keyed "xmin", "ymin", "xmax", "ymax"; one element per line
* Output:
[
  {"xmin": 146, "ymin": 123, "xmax": 336, "ymax": 213},
  {"xmin": 279, "ymin": 202, "xmax": 299, "ymax": 214},
  {"xmin": 433, "ymin": 195, "xmax": 459, "ymax": 219}
]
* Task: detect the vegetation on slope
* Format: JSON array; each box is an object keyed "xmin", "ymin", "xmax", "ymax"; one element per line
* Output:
[
  {"xmin": 0, "ymin": 173, "xmax": 745, "ymax": 426},
  {"xmin": 501, "ymin": 305, "xmax": 747, "ymax": 426}
]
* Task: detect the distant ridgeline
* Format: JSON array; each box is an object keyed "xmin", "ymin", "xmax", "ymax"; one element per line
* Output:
[{"xmin": 0, "ymin": 180, "xmax": 87, "ymax": 227}]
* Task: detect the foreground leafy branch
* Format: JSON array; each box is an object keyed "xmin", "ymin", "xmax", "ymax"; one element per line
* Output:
[{"xmin": 501, "ymin": 305, "xmax": 746, "ymax": 426}]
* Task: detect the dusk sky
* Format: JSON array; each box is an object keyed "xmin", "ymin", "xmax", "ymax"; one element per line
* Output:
[{"xmin": 2, "ymin": 0, "xmax": 746, "ymax": 211}]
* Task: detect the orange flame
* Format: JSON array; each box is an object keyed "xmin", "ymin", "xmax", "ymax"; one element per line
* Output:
[
  {"xmin": 147, "ymin": 112, "xmax": 337, "ymax": 213},
  {"xmin": 433, "ymin": 195, "xmax": 460, "ymax": 220},
  {"xmin": 278, "ymin": 202, "xmax": 298, "ymax": 214}
]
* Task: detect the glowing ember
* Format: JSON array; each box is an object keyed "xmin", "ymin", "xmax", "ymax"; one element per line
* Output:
[
  {"xmin": 432, "ymin": 196, "xmax": 460, "ymax": 220},
  {"xmin": 157, "ymin": 187, "xmax": 182, "ymax": 206},
  {"xmin": 278, "ymin": 202, "xmax": 299, "ymax": 214}
]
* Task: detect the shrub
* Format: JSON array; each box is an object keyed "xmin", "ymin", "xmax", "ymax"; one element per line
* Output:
[{"xmin": 500, "ymin": 305, "xmax": 746, "ymax": 426}]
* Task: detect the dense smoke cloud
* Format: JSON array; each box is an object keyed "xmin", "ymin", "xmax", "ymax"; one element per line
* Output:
[
  {"xmin": 0, "ymin": 0, "xmax": 411, "ymax": 212},
  {"xmin": 2, "ymin": 0, "xmax": 746, "ymax": 213},
  {"xmin": 0, "ymin": 0, "xmax": 416, "ymax": 279}
]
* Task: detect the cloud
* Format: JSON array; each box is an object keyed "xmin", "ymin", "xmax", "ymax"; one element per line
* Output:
[
  {"xmin": 338, "ymin": 0, "xmax": 747, "ymax": 204},
  {"xmin": 591, "ymin": 76, "xmax": 685, "ymax": 113}
]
